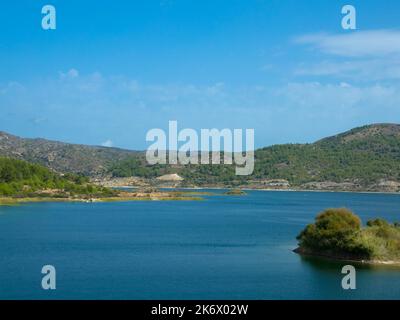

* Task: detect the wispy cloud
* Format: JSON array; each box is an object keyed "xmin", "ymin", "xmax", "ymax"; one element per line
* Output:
[
  {"xmin": 295, "ymin": 30, "xmax": 400, "ymax": 57},
  {"xmin": 0, "ymin": 81, "xmax": 24, "ymax": 95},
  {"xmin": 101, "ymin": 139, "xmax": 113, "ymax": 147},
  {"xmin": 59, "ymin": 68, "xmax": 79, "ymax": 80},
  {"xmin": 2, "ymin": 69, "xmax": 400, "ymax": 149},
  {"xmin": 295, "ymin": 59, "xmax": 400, "ymax": 81},
  {"xmin": 293, "ymin": 30, "xmax": 400, "ymax": 82}
]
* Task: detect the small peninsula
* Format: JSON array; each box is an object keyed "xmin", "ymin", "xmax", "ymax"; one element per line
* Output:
[
  {"xmin": 294, "ymin": 208, "xmax": 400, "ymax": 265},
  {"xmin": 0, "ymin": 157, "xmax": 202, "ymax": 205},
  {"xmin": 224, "ymin": 189, "xmax": 247, "ymax": 195}
]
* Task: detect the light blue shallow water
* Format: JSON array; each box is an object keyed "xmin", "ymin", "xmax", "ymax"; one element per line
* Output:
[{"xmin": 0, "ymin": 190, "xmax": 399, "ymax": 300}]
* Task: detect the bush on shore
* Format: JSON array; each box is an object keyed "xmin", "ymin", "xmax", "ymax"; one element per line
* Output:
[{"xmin": 296, "ymin": 208, "xmax": 400, "ymax": 261}]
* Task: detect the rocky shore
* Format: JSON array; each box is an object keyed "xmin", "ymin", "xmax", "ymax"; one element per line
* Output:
[
  {"xmin": 0, "ymin": 189, "xmax": 203, "ymax": 205},
  {"xmin": 92, "ymin": 176, "xmax": 400, "ymax": 193}
]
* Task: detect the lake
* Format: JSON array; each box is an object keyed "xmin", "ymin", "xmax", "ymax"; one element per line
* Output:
[{"xmin": 0, "ymin": 190, "xmax": 399, "ymax": 300}]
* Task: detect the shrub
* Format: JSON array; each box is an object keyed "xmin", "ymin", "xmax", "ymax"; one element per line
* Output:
[
  {"xmin": 297, "ymin": 209, "xmax": 400, "ymax": 261},
  {"xmin": 297, "ymin": 208, "xmax": 370, "ymax": 258},
  {"xmin": 367, "ymin": 218, "xmax": 390, "ymax": 228}
]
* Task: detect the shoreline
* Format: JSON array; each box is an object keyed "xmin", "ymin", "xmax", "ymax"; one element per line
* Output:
[
  {"xmin": 294, "ymin": 248, "xmax": 400, "ymax": 267},
  {"xmin": 2, "ymin": 185, "xmax": 400, "ymax": 206},
  {"xmin": 0, "ymin": 195, "xmax": 203, "ymax": 206},
  {"xmin": 111, "ymin": 185, "xmax": 400, "ymax": 195}
]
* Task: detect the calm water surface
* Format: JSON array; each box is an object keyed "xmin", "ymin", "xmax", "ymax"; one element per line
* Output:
[{"xmin": 0, "ymin": 190, "xmax": 399, "ymax": 299}]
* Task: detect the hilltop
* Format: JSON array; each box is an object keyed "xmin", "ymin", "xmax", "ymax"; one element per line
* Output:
[
  {"xmin": 1, "ymin": 124, "xmax": 400, "ymax": 192},
  {"xmin": 316, "ymin": 123, "xmax": 400, "ymax": 144}
]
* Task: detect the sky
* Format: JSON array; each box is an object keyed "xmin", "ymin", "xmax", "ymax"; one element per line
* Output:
[{"xmin": 1, "ymin": 0, "xmax": 400, "ymax": 150}]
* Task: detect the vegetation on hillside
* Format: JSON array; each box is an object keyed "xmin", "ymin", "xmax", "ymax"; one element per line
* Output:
[
  {"xmin": 1, "ymin": 124, "xmax": 400, "ymax": 191},
  {"xmin": 0, "ymin": 157, "xmax": 115, "ymax": 198},
  {"xmin": 0, "ymin": 131, "xmax": 137, "ymax": 176},
  {"xmin": 296, "ymin": 208, "xmax": 400, "ymax": 262},
  {"xmin": 109, "ymin": 158, "xmax": 167, "ymax": 178},
  {"xmin": 224, "ymin": 189, "xmax": 247, "ymax": 195},
  {"xmin": 107, "ymin": 124, "xmax": 400, "ymax": 189}
]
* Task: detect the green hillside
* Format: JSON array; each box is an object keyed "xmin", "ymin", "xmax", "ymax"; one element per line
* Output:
[
  {"xmin": 1, "ymin": 123, "xmax": 400, "ymax": 191},
  {"xmin": 253, "ymin": 124, "xmax": 400, "ymax": 185},
  {"xmin": 0, "ymin": 157, "xmax": 114, "ymax": 197},
  {"xmin": 108, "ymin": 124, "xmax": 400, "ymax": 190}
]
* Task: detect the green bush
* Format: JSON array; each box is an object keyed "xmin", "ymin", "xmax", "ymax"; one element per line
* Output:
[
  {"xmin": 297, "ymin": 208, "xmax": 370, "ymax": 258},
  {"xmin": 297, "ymin": 208, "xmax": 400, "ymax": 261},
  {"xmin": 367, "ymin": 218, "xmax": 390, "ymax": 228}
]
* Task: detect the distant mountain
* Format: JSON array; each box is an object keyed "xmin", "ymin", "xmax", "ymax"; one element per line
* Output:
[
  {"xmin": 1, "ymin": 124, "xmax": 400, "ymax": 192},
  {"xmin": 0, "ymin": 131, "xmax": 138, "ymax": 176},
  {"xmin": 316, "ymin": 123, "xmax": 400, "ymax": 145},
  {"xmin": 252, "ymin": 123, "xmax": 400, "ymax": 191}
]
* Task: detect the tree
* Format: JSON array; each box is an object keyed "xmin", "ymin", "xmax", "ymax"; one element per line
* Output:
[
  {"xmin": 296, "ymin": 208, "xmax": 371, "ymax": 258},
  {"xmin": 367, "ymin": 218, "xmax": 390, "ymax": 228}
]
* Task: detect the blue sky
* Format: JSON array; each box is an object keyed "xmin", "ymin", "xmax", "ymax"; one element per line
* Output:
[{"xmin": 1, "ymin": 0, "xmax": 400, "ymax": 149}]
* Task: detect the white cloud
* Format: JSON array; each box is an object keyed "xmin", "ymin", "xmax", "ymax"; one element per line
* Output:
[
  {"xmin": 59, "ymin": 68, "xmax": 79, "ymax": 80},
  {"xmin": 206, "ymin": 82, "xmax": 225, "ymax": 96},
  {"xmin": 0, "ymin": 81, "xmax": 24, "ymax": 95},
  {"xmin": 295, "ymin": 30, "xmax": 400, "ymax": 57},
  {"xmin": 295, "ymin": 58, "xmax": 400, "ymax": 81},
  {"xmin": 3, "ymin": 70, "xmax": 400, "ymax": 149},
  {"xmin": 101, "ymin": 139, "xmax": 113, "ymax": 147},
  {"xmin": 293, "ymin": 30, "xmax": 400, "ymax": 82},
  {"xmin": 340, "ymin": 82, "xmax": 351, "ymax": 88},
  {"xmin": 31, "ymin": 117, "xmax": 47, "ymax": 124},
  {"xmin": 275, "ymin": 82, "xmax": 400, "ymax": 116}
]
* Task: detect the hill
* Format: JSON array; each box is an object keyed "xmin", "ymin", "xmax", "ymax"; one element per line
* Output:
[
  {"xmin": 251, "ymin": 123, "xmax": 400, "ymax": 191},
  {"xmin": 0, "ymin": 157, "xmax": 114, "ymax": 198},
  {"xmin": 0, "ymin": 157, "xmax": 201, "ymax": 204},
  {"xmin": 1, "ymin": 124, "xmax": 400, "ymax": 192},
  {"xmin": 0, "ymin": 131, "xmax": 138, "ymax": 176}
]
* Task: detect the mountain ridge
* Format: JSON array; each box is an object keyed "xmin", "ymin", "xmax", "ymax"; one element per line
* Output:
[
  {"xmin": 0, "ymin": 131, "xmax": 138, "ymax": 176},
  {"xmin": 1, "ymin": 124, "xmax": 400, "ymax": 192},
  {"xmin": 316, "ymin": 123, "xmax": 400, "ymax": 145}
]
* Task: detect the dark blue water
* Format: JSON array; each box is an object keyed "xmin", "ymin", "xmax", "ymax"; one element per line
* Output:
[{"xmin": 0, "ymin": 190, "xmax": 399, "ymax": 300}]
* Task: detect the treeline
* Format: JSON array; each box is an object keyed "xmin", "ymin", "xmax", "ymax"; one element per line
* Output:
[
  {"xmin": 0, "ymin": 157, "xmax": 115, "ymax": 197},
  {"xmin": 108, "ymin": 155, "xmax": 248, "ymax": 186},
  {"xmin": 109, "ymin": 158, "xmax": 166, "ymax": 179},
  {"xmin": 107, "ymin": 131, "xmax": 400, "ymax": 188}
]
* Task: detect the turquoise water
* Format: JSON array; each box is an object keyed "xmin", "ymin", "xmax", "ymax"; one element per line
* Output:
[{"xmin": 0, "ymin": 190, "xmax": 399, "ymax": 300}]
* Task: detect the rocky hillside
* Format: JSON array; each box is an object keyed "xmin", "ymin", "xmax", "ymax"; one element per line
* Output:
[
  {"xmin": 316, "ymin": 123, "xmax": 400, "ymax": 144},
  {"xmin": 1, "ymin": 124, "xmax": 400, "ymax": 192},
  {"xmin": 0, "ymin": 131, "xmax": 138, "ymax": 176}
]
